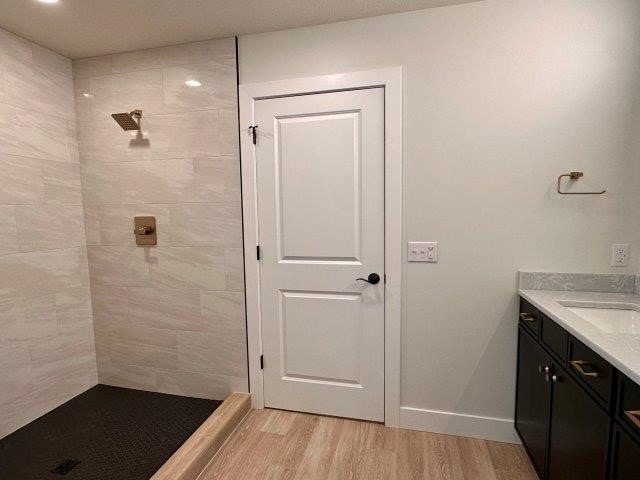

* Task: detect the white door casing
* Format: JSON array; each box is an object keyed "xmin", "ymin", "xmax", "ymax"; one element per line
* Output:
[
  {"xmin": 255, "ymin": 88, "xmax": 384, "ymax": 421},
  {"xmin": 239, "ymin": 67, "xmax": 402, "ymax": 426}
]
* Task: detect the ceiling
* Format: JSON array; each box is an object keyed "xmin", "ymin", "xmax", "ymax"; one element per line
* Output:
[{"xmin": 0, "ymin": 0, "xmax": 477, "ymax": 59}]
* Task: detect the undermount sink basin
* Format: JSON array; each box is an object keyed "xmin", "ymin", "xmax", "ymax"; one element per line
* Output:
[{"xmin": 558, "ymin": 301, "xmax": 640, "ymax": 335}]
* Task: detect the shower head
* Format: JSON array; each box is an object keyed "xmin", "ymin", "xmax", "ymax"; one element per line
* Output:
[{"xmin": 111, "ymin": 109, "xmax": 142, "ymax": 130}]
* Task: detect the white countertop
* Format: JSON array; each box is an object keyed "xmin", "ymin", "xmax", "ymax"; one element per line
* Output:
[{"xmin": 519, "ymin": 289, "xmax": 640, "ymax": 385}]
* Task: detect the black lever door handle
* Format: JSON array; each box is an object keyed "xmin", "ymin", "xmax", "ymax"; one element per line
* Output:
[{"xmin": 356, "ymin": 273, "xmax": 381, "ymax": 285}]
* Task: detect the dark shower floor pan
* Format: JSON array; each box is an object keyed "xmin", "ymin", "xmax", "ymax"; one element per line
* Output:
[{"xmin": 0, "ymin": 384, "xmax": 222, "ymax": 480}]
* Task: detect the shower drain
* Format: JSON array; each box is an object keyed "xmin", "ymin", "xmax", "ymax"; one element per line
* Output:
[{"xmin": 51, "ymin": 459, "xmax": 80, "ymax": 475}]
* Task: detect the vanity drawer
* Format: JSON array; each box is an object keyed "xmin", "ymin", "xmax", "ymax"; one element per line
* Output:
[
  {"xmin": 568, "ymin": 336, "xmax": 614, "ymax": 408},
  {"xmin": 519, "ymin": 298, "xmax": 540, "ymax": 338},
  {"xmin": 541, "ymin": 314, "xmax": 568, "ymax": 363},
  {"xmin": 617, "ymin": 374, "xmax": 640, "ymax": 442}
]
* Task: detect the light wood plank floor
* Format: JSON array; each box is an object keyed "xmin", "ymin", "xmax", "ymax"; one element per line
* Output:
[{"xmin": 197, "ymin": 409, "xmax": 538, "ymax": 480}]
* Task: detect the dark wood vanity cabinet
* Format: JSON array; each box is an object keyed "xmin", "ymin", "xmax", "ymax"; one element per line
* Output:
[
  {"xmin": 515, "ymin": 297, "xmax": 640, "ymax": 480},
  {"xmin": 515, "ymin": 327, "xmax": 550, "ymax": 477},
  {"xmin": 546, "ymin": 362, "xmax": 609, "ymax": 480}
]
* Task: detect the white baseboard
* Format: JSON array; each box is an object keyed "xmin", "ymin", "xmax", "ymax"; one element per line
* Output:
[{"xmin": 399, "ymin": 406, "xmax": 520, "ymax": 444}]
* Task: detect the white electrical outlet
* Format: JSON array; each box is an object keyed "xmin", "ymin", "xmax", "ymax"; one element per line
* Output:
[
  {"xmin": 611, "ymin": 244, "xmax": 629, "ymax": 267},
  {"xmin": 408, "ymin": 241, "xmax": 438, "ymax": 262}
]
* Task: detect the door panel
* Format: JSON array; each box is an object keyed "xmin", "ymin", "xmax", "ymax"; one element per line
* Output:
[
  {"xmin": 280, "ymin": 291, "xmax": 362, "ymax": 383},
  {"xmin": 277, "ymin": 112, "xmax": 361, "ymax": 262},
  {"xmin": 256, "ymin": 88, "xmax": 384, "ymax": 421},
  {"xmin": 515, "ymin": 326, "xmax": 551, "ymax": 478}
]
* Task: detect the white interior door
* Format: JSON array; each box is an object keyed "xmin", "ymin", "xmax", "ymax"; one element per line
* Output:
[{"xmin": 255, "ymin": 87, "xmax": 385, "ymax": 421}]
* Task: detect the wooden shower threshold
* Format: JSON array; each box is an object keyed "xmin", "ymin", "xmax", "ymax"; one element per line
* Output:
[{"xmin": 151, "ymin": 393, "xmax": 251, "ymax": 480}]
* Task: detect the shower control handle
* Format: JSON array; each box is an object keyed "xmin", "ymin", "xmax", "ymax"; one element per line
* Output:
[
  {"xmin": 134, "ymin": 225, "xmax": 154, "ymax": 235},
  {"xmin": 356, "ymin": 273, "xmax": 381, "ymax": 285}
]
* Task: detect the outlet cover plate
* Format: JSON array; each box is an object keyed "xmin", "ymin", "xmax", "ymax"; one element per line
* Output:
[
  {"xmin": 408, "ymin": 241, "xmax": 438, "ymax": 262},
  {"xmin": 611, "ymin": 243, "xmax": 628, "ymax": 267}
]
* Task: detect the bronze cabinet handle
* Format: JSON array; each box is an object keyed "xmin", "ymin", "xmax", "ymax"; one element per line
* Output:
[
  {"xmin": 570, "ymin": 360, "xmax": 602, "ymax": 378},
  {"xmin": 519, "ymin": 313, "xmax": 536, "ymax": 322},
  {"xmin": 624, "ymin": 410, "xmax": 640, "ymax": 430}
]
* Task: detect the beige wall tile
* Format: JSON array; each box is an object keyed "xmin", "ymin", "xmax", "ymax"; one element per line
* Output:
[
  {"xmin": 87, "ymin": 246, "xmax": 150, "ymax": 286},
  {"xmin": 109, "ymin": 341, "xmax": 178, "ymax": 370},
  {"xmin": 89, "ymin": 69, "xmax": 164, "ymax": 120},
  {"xmin": 72, "ymin": 55, "xmax": 114, "ymax": 79},
  {"xmin": 73, "ymin": 78, "xmax": 93, "ymax": 122},
  {"xmin": 177, "ymin": 330, "xmax": 247, "ymax": 377},
  {"xmin": 77, "ymin": 118, "xmax": 143, "ymax": 163},
  {"xmin": 90, "ymin": 285, "xmax": 128, "ymax": 324},
  {"xmin": 0, "ymin": 30, "xmax": 32, "ymax": 61},
  {"xmin": 148, "ymin": 247, "xmax": 226, "ymax": 290},
  {"xmin": 169, "ymin": 203, "xmax": 242, "ymax": 247},
  {"xmin": 142, "ymin": 110, "xmax": 220, "ymax": 160},
  {"xmin": 80, "ymin": 161, "xmax": 121, "ymax": 204},
  {"xmin": 78, "ymin": 246, "xmax": 91, "ymax": 287},
  {"xmin": 111, "ymin": 44, "xmax": 191, "ymax": 73},
  {"xmin": 0, "ymin": 345, "xmax": 31, "ymax": 406},
  {"xmin": 224, "ymin": 247, "xmax": 245, "ymax": 292},
  {"xmin": 0, "ymin": 155, "xmax": 45, "ymax": 205},
  {"xmin": 0, "ymin": 28, "xmax": 97, "ymax": 439},
  {"xmin": 0, "ymin": 104, "xmax": 75, "ymax": 162},
  {"xmin": 2, "ymin": 53, "xmax": 75, "ymax": 120},
  {"xmin": 127, "ymin": 287, "xmax": 207, "ymax": 331},
  {"xmin": 200, "ymin": 291, "xmax": 246, "ymax": 334},
  {"xmin": 156, "ymin": 370, "xmax": 247, "ymax": 400},
  {"xmin": 193, "ymin": 156, "xmax": 241, "ymax": 204},
  {"xmin": 94, "ymin": 204, "xmax": 171, "ymax": 246},
  {"xmin": 98, "ymin": 363, "xmax": 156, "ymax": 391},
  {"xmin": 166, "ymin": 158, "xmax": 197, "ymax": 202},
  {"xmin": 29, "ymin": 333, "xmax": 98, "ymax": 383},
  {"xmin": 30, "ymin": 44, "xmax": 72, "ymax": 78},
  {"xmin": 82, "ymin": 203, "xmax": 102, "ymax": 245},
  {"xmin": 0, "ymin": 248, "xmax": 82, "ymax": 300},
  {"xmin": 73, "ymin": 35, "xmax": 245, "ymax": 400},
  {"xmin": 0, "ymin": 294, "xmax": 57, "ymax": 342},
  {"xmin": 43, "ymin": 160, "xmax": 83, "ymax": 205},
  {"xmin": 0, "ymin": 206, "xmax": 19, "ymax": 256},
  {"xmin": 186, "ymin": 38, "xmax": 236, "ymax": 67},
  {"xmin": 15, "ymin": 204, "xmax": 85, "ymax": 251},
  {"xmin": 163, "ymin": 62, "xmax": 236, "ymax": 112},
  {"xmin": 55, "ymin": 287, "xmax": 93, "ymax": 333},
  {"xmin": 107, "ymin": 325, "xmax": 177, "ymax": 350},
  {"xmin": 220, "ymin": 109, "xmax": 239, "ymax": 156},
  {"xmin": 120, "ymin": 160, "xmax": 170, "ymax": 203}
]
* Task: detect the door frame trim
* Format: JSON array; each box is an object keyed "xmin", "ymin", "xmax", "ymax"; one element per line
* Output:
[{"xmin": 239, "ymin": 67, "xmax": 403, "ymax": 427}]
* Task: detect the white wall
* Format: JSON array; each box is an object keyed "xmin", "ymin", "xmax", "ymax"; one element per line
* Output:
[{"xmin": 238, "ymin": 0, "xmax": 640, "ymax": 439}]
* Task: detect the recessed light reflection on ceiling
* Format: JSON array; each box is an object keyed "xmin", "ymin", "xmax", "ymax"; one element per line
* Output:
[
  {"xmin": 185, "ymin": 79, "xmax": 202, "ymax": 87},
  {"xmin": 82, "ymin": 93, "xmax": 93, "ymax": 98},
  {"xmin": 37, "ymin": 0, "xmax": 59, "ymax": 4}
]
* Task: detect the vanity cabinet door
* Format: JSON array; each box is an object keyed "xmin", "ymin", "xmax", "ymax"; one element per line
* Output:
[
  {"xmin": 547, "ymin": 364, "xmax": 610, "ymax": 480},
  {"xmin": 515, "ymin": 326, "xmax": 551, "ymax": 478}
]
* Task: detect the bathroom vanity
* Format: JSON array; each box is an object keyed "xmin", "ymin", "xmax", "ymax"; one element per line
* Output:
[{"xmin": 515, "ymin": 289, "xmax": 640, "ymax": 480}]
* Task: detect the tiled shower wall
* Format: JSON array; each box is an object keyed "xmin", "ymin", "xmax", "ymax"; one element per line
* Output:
[
  {"xmin": 0, "ymin": 29, "xmax": 98, "ymax": 438},
  {"xmin": 73, "ymin": 37, "xmax": 248, "ymax": 398}
]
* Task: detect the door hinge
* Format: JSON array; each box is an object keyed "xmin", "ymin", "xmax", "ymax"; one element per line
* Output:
[
  {"xmin": 384, "ymin": 273, "xmax": 387, "ymax": 284},
  {"xmin": 260, "ymin": 354, "xmax": 264, "ymax": 370},
  {"xmin": 256, "ymin": 245, "xmax": 261, "ymax": 260},
  {"xmin": 249, "ymin": 125, "xmax": 258, "ymax": 145}
]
